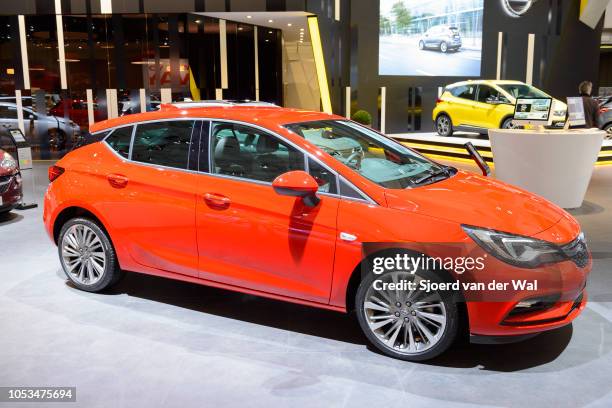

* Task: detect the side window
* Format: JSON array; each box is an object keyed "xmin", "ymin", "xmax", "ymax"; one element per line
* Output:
[
  {"xmin": 211, "ymin": 122, "xmax": 304, "ymax": 183},
  {"xmin": 105, "ymin": 126, "xmax": 133, "ymax": 159},
  {"xmin": 131, "ymin": 121, "xmax": 195, "ymax": 169},
  {"xmin": 0, "ymin": 106, "xmax": 18, "ymax": 119},
  {"xmin": 339, "ymin": 178, "xmax": 365, "ymax": 200},
  {"xmin": 451, "ymin": 85, "xmax": 476, "ymax": 100},
  {"xmin": 476, "ymin": 85, "xmax": 497, "ymax": 103},
  {"xmin": 308, "ymin": 157, "xmax": 337, "ymax": 194}
]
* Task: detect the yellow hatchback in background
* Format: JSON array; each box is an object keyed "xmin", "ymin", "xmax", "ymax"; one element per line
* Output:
[{"xmin": 432, "ymin": 80, "xmax": 567, "ymax": 136}]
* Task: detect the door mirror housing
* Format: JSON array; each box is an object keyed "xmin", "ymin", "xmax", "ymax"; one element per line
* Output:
[{"xmin": 272, "ymin": 170, "xmax": 320, "ymax": 207}]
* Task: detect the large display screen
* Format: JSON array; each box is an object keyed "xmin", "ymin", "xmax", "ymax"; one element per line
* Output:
[{"xmin": 379, "ymin": 0, "xmax": 484, "ymax": 77}]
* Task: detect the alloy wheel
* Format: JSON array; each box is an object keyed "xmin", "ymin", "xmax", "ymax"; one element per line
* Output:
[
  {"xmin": 60, "ymin": 224, "xmax": 106, "ymax": 285},
  {"xmin": 362, "ymin": 272, "xmax": 447, "ymax": 355},
  {"xmin": 440, "ymin": 42, "xmax": 448, "ymax": 53},
  {"xmin": 437, "ymin": 116, "xmax": 450, "ymax": 135}
]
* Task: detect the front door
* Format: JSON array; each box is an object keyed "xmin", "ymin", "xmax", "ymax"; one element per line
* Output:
[{"xmin": 195, "ymin": 121, "xmax": 339, "ymax": 303}]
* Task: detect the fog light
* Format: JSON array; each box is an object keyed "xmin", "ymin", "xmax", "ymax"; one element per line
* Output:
[{"xmin": 507, "ymin": 294, "xmax": 560, "ymax": 317}]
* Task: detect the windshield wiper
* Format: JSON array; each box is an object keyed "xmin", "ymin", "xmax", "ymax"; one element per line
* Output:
[{"xmin": 412, "ymin": 166, "xmax": 453, "ymax": 185}]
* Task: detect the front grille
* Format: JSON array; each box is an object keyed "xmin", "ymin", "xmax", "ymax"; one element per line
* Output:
[
  {"xmin": 561, "ymin": 234, "xmax": 589, "ymax": 268},
  {"xmin": 0, "ymin": 175, "xmax": 13, "ymax": 195}
]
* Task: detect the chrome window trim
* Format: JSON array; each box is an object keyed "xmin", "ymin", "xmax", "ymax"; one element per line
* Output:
[{"xmin": 99, "ymin": 117, "xmax": 377, "ymax": 205}]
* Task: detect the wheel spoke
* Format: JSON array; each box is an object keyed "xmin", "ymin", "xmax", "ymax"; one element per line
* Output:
[
  {"xmin": 364, "ymin": 301, "xmax": 390, "ymax": 313},
  {"xmin": 417, "ymin": 310, "xmax": 445, "ymax": 326},
  {"xmin": 385, "ymin": 320, "xmax": 403, "ymax": 347},
  {"xmin": 369, "ymin": 318, "xmax": 395, "ymax": 331}
]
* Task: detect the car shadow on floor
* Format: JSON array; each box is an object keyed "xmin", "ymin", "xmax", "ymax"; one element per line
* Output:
[
  {"xmin": 91, "ymin": 271, "xmax": 573, "ymax": 371},
  {"xmin": 0, "ymin": 211, "xmax": 24, "ymax": 226}
]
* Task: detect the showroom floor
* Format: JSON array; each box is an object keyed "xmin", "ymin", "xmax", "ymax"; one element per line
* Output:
[{"xmin": 1, "ymin": 161, "xmax": 612, "ymax": 408}]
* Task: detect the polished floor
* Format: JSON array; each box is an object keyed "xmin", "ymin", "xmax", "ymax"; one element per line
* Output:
[{"xmin": 1, "ymin": 162, "xmax": 612, "ymax": 408}]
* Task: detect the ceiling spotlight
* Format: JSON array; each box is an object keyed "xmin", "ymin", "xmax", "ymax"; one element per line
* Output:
[
  {"xmin": 268, "ymin": 30, "xmax": 273, "ymax": 34},
  {"xmin": 268, "ymin": 19, "xmax": 273, "ymax": 23},
  {"xmin": 195, "ymin": 19, "xmax": 201, "ymax": 24},
  {"xmin": 300, "ymin": 28, "xmax": 304, "ymax": 31},
  {"xmin": 246, "ymin": 15, "xmax": 252, "ymax": 19},
  {"xmin": 287, "ymin": 23, "xmax": 292, "ymax": 27}
]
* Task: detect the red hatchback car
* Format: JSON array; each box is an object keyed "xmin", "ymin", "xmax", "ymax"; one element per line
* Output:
[{"xmin": 43, "ymin": 103, "xmax": 590, "ymax": 361}]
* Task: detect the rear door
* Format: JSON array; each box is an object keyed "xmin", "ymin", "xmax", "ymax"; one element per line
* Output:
[
  {"xmin": 448, "ymin": 84, "xmax": 478, "ymax": 126},
  {"xmin": 100, "ymin": 120, "xmax": 204, "ymax": 277},
  {"xmin": 195, "ymin": 121, "xmax": 339, "ymax": 303}
]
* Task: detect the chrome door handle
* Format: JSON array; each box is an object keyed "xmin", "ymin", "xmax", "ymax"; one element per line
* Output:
[
  {"xmin": 107, "ymin": 173, "xmax": 128, "ymax": 189},
  {"xmin": 204, "ymin": 193, "xmax": 231, "ymax": 207}
]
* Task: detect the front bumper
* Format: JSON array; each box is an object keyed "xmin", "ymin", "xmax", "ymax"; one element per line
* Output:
[{"xmin": 0, "ymin": 172, "xmax": 23, "ymax": 212}]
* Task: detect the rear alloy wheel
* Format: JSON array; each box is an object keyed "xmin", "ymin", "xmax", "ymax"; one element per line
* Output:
[
  {"xmin": 356, "ymin": 270, "xmax": 459, "ymax": 361},
  {"xmin": 436, "ymin": 114, "xmax": 454, "ymax": 136},
  {"xmin": 440, "ymin": 41, "xmax": 448, "ymax": 53},
  {"xmin": 59, "ymin": 218, "xmax": 123, "ymax": 292},
  {"xmin": 604, "ymin": 124, "xmax": 612, "ymax": 140}
]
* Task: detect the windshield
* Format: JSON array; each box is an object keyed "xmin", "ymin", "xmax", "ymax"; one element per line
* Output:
[
  {"xmin": 499, "ymin": 84, "xmax": 549, "ymax": 99},
  {"xmin": 284, "ymin": 120, "xmax": 454, "ymax": 189}
]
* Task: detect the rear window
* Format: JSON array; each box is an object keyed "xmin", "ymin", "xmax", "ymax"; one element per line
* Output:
[
  {"xmin": 450, "ymin": 85, "xmax": 476, "ymax": 100},
  {"xmin": 105, "ymin": 126, "xmax": 133, "ymax": 159}
]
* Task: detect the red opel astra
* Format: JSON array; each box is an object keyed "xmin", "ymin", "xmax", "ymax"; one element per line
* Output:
[{"xmin": 43, "ymin": 103, "xmax": 589, "ymax": 361}]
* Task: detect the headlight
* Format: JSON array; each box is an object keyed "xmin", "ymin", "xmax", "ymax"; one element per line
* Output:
[
  {"xmin": 462, "ymin": 225, "xmax": 566, "ymax": 268},
  {"xmin": 0, "ymin": 151, "xmax": 17, "ymax": 171}
]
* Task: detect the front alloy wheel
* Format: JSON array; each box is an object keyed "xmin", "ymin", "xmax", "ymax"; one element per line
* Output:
[
  {"xmin": 356, "ymin": 270, "xmax": 459, "ymax": 361},
  {"xmin": 440, "ymin": 41, "xmax": 448, "ymax": 53}
]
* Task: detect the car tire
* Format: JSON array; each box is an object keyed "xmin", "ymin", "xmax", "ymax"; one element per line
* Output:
[
  {"xmin": 436, "ymin": 114, "xmax": 454, "ymax": 137},
  {"xmin": 440, "ymin": 41, "xmax": 448, "ymax": 53},
  {"xmin": 355, "ymin": 268, "xmax": 460, "ymax": 361},
  {"xmin": 604, "ymin": 123, "xmax": 612, "ymax": 140},
  {"xmin": 58, "ymin": 217, "xmax": 124, "ymax": 293},
  {"xmin": 48, "ymin": 129, "xmax": 66, "ymax": 151},
  {"xmin": 419, "ymin": 40, "xmax": 425, "ymax": 50},
  {"xmin": 501, "ymin": 117, "xmax": 520, "ymax": 130}
]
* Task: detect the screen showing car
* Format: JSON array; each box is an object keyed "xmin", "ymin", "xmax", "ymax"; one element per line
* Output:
[
  {"xmin": 513, "ymin": 98, "xmax": 553, "ymax": 121},
  {"xmin": 379, "ymin": 0, "xmax": 484, "ymax": 77}
]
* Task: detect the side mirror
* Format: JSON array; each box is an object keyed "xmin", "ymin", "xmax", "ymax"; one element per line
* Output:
[
  {"xmin": 28, "ymin": 114, "xmax": 35, "ymax": 120},
  {"xmin": 272, "ymin": 170, "xmax": 320, "ymax": 207}
]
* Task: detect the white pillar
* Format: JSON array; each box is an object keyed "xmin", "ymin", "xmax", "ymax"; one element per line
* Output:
[
  {"xmin": 496, "ymin": 32, "xmax": 503, "ymax": 80},
  {"xmin": 526, "ymin": 33, "xmax": 535, "ymax": 85},
  {"xmin": 380, "ymin": 87, "xmax": 386, "ymax": 134},
  {"xmin": 219, "ymin": 20, "xmax": 228, "ymax": 90}
]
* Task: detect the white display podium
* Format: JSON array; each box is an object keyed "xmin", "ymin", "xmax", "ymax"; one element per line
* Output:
[{"xmin": 489, "ymin": 128, "xmax": 605, "ymax": 209}]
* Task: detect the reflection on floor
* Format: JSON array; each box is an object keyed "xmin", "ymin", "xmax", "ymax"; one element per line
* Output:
[{"xmin": 0, "ymin": 162, "xmax": 611, "ymax": 408}]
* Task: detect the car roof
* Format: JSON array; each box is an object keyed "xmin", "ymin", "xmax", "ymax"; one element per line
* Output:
[
  {"xmin": 445, "ymin": 80, "xmax": 525, "ymax": 88},
  {"xmin": 89, "ymin": 106, "xmax": 342, "ymax": 133}
]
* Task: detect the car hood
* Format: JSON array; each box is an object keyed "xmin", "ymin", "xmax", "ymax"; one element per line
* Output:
[{"xmin": 384, "ymin": 170, "xmax": 567, "ymax": 237}]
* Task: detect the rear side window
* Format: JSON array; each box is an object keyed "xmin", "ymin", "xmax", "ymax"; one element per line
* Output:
[
  {"xmin": 105, "ymin": 126, "xmax": 133, "ymax": 159},
  {"xmin": 450, "ymin": 85, "xmax": 476, "ymax": 100},
  {"xmin": 131, "ymin": 121, "xmax": 195, "ymax": 169}
]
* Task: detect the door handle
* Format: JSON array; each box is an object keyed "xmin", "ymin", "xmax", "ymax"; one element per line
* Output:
[
  {"xmin": 107, "ymin": 173, "xmax": 129, "ymax": 189},
  {"xmin": 204, "ymin": 193, "xmax": 230, "ymax": 207}
]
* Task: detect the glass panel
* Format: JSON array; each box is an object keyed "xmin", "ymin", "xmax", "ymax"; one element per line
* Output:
[
  {"xmin": 286, "ymin": 120, "xmax": 451, "ymax": 189},
  {"xmin": 308, "ymin": 157, "xmax": 337, "ymax": 194},
  {"xmin": 131, "ymin": 121, "xmax": 195, "ymax": 169},
  {"xmin": 211, "ymin": 122, "xmax": 304, "ymax": 182},
  {"xmin": 105, "ymin": 125, "xmax": 133, "ymax": 159}
]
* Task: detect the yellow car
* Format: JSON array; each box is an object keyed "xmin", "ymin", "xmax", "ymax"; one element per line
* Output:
[{"xmin": 432, "ymin": 80, "xmax": 567, "ymax": 136}]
